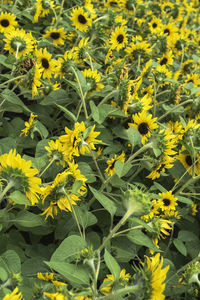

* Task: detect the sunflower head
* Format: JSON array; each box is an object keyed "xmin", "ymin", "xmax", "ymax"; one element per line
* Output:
[
  {"xmin": 70, "ymin": 7, "xmax": 92, "ymax": 32},
  {"xmin": 0, "ymin": 12, "xmax": 18, "ymax": 33}
]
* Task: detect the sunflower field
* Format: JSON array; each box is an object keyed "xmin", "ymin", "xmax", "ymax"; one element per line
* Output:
[{"xmin": 1, "ymin": 0, "xmax": 200, "ymax": 299}]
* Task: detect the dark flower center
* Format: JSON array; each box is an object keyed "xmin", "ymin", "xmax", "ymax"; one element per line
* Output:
[
  {"xmin": 185, "ymin": 155, "xmax": 193, "ymax": 166},
  {"xmin": 152, "ymin": 22, "xmax": 157, "ymax": 28},
  {"xmin": 157, "ymin": 164, "xmax": 165, "ymax": 173},
  {"xmin": 164, "ymin": 29, "xmax": 170, "ymax": 35},
  {"xmin": 138, "ymin": 122, "xmax": 149, "ymax": 135},
  {"xmin": 117, "ymin": 34, "xmax": 124, "ymax": 44},
  {"xmin": 78, "ymin": 14, "xmax": 87, "ymax": 24},
  {"xmin": 110, "ymin": 1, "xmax": 118, "ymax": 7},
  {"xmin": 160, "ymin": 57, "xmax": 168, "ymax": 65},
  {"xmin": 187, "ymin": 79, "xmax": 194, "ymax": 83},
  {"xmin": 41, "ymin": 58, "xmax": 49, "ymax": 69},
  {"xmin": 1, "ymin": 19, "xmax": 9, "ymax": 27},
  {"xmin": 163, "ymin": 198, "xmax": 171, "ymax": 206},
  {"xmin": 50, "ymin": 32, "xmax": 60, "ymax": 39}
]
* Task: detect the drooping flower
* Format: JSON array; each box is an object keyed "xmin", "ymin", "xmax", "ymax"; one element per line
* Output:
[
  {"xmin": 3, "ymin": 28, "xmax": 35, "ymax": 58},
  {"xmin": 100, "ymin": 269, "xmax": 131, "ymax": 295},
  {"xmin": 0, "ymin": 149, "xmax": 41, "ymax": 205},
  {"xmin": 81, "ymin": 68, "xmax": 104, "ymax": 93},
  {"xmin": 37, "ymin": 272, "xmax": 66, "ymax": 287},
  {"xmin": 2, "ymin": 287, "xmax": 23, "ymax": 300},
  {"xmin": 141, "ymin": 253, "xmax": 170, "ymax": 300},
  {"xmin": 20, "ymin": 113, "xmax": 37, "ymax": 137},
  {"xmin": 45, "ymin": 139, "xmax": 69, "ymax": 167}
]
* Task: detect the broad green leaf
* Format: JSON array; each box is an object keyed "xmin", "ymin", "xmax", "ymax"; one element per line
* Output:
[
  {"xmin": 90, "ymin": 101, "xmax": 100, "ymax": 123},
  {"xmin": 14, "ymin": 211, "xmax": 43, "ymax": 227},
  {"xmin": 0, "ymin": 137, "xmax": 17, "ymax": 155},
  {"xmin": 104, "ymin": 249, "xmax": 121, "ymax": 280},
  {"xmin": 127, "ymin": 126, "xmax": 141, "ymax": 148},
  {"xmin": 51, "ymin": 235, "xmax": 87, "ymax": 262},
  {"xmin": 127, "ymin": 230, "xmax": 160, "ymax": 252},
  {"xmin": 178, "ymin": 230, "xmax": 198, "ymax": 242},
  {"xmin": 40, "ymin": 89, "xmax": 68, "ymax": 105},
  {"xmin": 2, "ymin": 89, "xmax": 30, "ymax": 113},
  {"xmin": 9, "ymin": 191, "xmax": 30, "ymax": 205},
  {"xmin": 153, "ymin": 182, "xmax": 167, "ymax": 193},
  {"xmin": 56, "ymin": 104, "xmax": 77, "ymax": 122},
  {"xmin": 45, "ymin": 261, "xmax": 90, "ymax": 286},
  {"xmin": 177, "ymin": 196, "xmax": 192, "ymax": 205},
  {"xmin": 173, "ymin": 239, "xmax": 187, "ymax": 256},
  {"xmin": 0, "ymin": 250, "xmax": 21, "ymax": 273},
  {"xmin": 0, "ymin": 267, "xmax": 8, "ymax": 281},
  {"xmin": 35, "ymin": 121, "xmax": 49, "ymax": 139},
  {"xmin": 74, "ymin": 207, "xmax": 97, "ymax": 229},
  {"xmin": 114, "ymin": 161, "xmax": 132, "ymax": 178},
  {"xmin": 89, "ymin": 186, "xmax": 117, "ymax": 217}
]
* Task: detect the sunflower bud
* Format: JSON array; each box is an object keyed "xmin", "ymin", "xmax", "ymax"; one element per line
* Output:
[{"xmin": 123, "ymin": 186, "xmax": 152, "ymax": 217}]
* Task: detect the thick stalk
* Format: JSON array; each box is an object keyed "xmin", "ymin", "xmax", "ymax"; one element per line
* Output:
[{"xmin": 0, "ymin": 181, "xmax": 15, "ymax": 203}]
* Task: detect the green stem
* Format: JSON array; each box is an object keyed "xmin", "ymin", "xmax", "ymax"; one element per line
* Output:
[
  {"xmin": 38, "ymin": 158, "xmax": 55, "ymax": 177},
  {"xmin": 0, "ymin": 75, "xmax": 25, "ymax": 88},
  {"xmin": 97, "ymin": 210, "xmax": 133, "ymax": 253},
  {"xmin": 71, "ymin": 66, "xmax": 88, "ymax": 119},
  {"xmin": 64, "ymin": 190, "xmax": 83, "ymax": 239},
  {"xmin": 175, "ymin": 175, "xmax": 200, "ymax": 196},
  {"xmin": 0, "ymin": 181, "xmax": 15, "ymax": 203},
  {"xmin": 97, "ymin": 285, "xmax": 140, "ymax": 299},
  {"xmin": 55, "ymin": 0, "xmax": 65, "ymax": 27},
  {"xmin": 158, "ymin": 99, "xmax": 193, "ymax": 122},
  {"xmin": 127, "ymin": 142, "xmax": 153, "ymax": 163},
  {"xmin": 97, "ymin": 90, "xmax": 118, "ymax": 107},
  {"xmin": 87, "ymin": 144, "xmax": 105, "ymax": 184},
  {"xmin": 112, "ymin": 225, "xmax": 143, "ymax": 238}
]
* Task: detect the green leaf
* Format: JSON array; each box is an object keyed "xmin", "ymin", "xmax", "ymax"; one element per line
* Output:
[
  {"xmin": 0, "ymin": 267, "xmax": 8, "ymax": 282},
  {"xmin": 74, "ymin": 206, "xmax": 97, "ymax": 229},
  {"xmin": 177, "ymin": 196, "xmax": 192, "ymax": 205},
  {"xmin": 56, "ymin": 104, "xmax": 77, "ymax": 122},
  {"xmin": 2, "ymin": 89, "xmax": 30, "ymax": 113},
  {"xmin": 127, "ymin": 126, "xmax": 141, "ymax": 148},
  {"xmin": 173, "ymin": 239, "xmax": 187, "ymax": 256},
  {"xmin": 0, "ymin": 137, "xmax": 17, "ymax": 155},
  {"xmin": 14, "ymin": 211, "xmax": 44, "ymax": 227},
  {"xmin": 40, "ymin": 89, "xmax": 68, "ymax": 105},
  {"xmin": 127, "ymin": 230, "xmax": 160, "ymax": 252},
  {"xmin": 153, "ymin": 182, "xmax": 167, "ymax": 193},
  {"xmin": 0, "ymin": 250, "xmax": 21, "ymax": 273},
  {"xmin": 178, "ymin": 230, "xmax": 198, "ymax": 242},
  {"xmin": 51, "ymin": 235, "xmax": 87, "ymax": 262},
  {"xmin": 114, "ymin": 161, "xmax": 132, "ymax": 178},
  {"xmin": 45, "ymin": 261, "xmax": 90, "ymax": 286},
  {"xmin": 89, "ymin": 186, "xmax": 117, "ymax": 217},
  {"xmin": 104, "ymin": 249, "xmax": 121, "ymax": 280},
  {"xmin": 35, "ymin": 121, "xmax": 49, "ymax": 139},
  {"xmin": 90, "ymin": 101, "xmax": 100, "ymax": 123},
  {"xmin": 9, "ymin": 191, "xmax": 30, "ymax": 205}
]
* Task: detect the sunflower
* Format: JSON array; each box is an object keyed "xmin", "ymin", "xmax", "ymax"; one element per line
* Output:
[
  {"xmin": 166, "ymin": 120, "xmax": 184, "ymax": 142},
  {"xmin": 105, "ymin": 0, "xmax": 123, "ymax": 11},
  {"xmin": 35, "ymin": 48, "xmax": 57, "ymax": 79},
  {"xmin": 3, "ymin": 28, "xmax": 34, "ymax": 58},
  {"xmin": 81, "ymin": 68, "xmax": 104, "ymax": 93},
  {"xmin": 105, "ymin": 152, "xmax": 125, "ymax": 176},
  {"xmin": 146, "ymin": 155, "xmax": 175, "ymax": 180},
  {"xmin": 176, "ymin": 150, "xmax": 199, "ymax": 176},
  {"xmin": 158, "ymin": 191, "xmax": 178, "ymax": 212},
  {"xmin": 100, "ymin": 269, "xmax": 131, "ymax": 295},
  {"xmin": 79, "ymin": 125, "xmax": 101, "ymax": 155},
  {"xmin": 126, "ymin": 41, "xmax": 151, "ymax": 61},
  {"xmin": 31, "ymin": 62, "xmax": 42, "ymax": 97},
  {"xmin": 41, "ymin": 162, "xmax": 87, "ymax": 219},
  {"xmin": 148, "ymin": 17, "xmax": 162, "ymax": 34},
  {"xmin": 43, "ymin": 27, "xmax": 67, "ymax": 46},
  {"xmin": 20, "ymin": 112, "xmax": 37, "ymax": 137},
  {"xmin": 37, "ymin": 272, "xmax": 66, "ymax": 287},
  {"xmin": 142, "ymin": 253, "xmax": 170, "ymax": 300},
  {"xmin": 157, "ymin": 50, "xmax": 173, "ymax": 66},
  {"xmin": 45, "ymin": 139, "xmax": 69, "ymax": 167},
  {"xmin": 2, "ymin": 287, "xmax": 23, "ymax": 300},
  {"xmin": 70, "ymin": 7, "xmax": 92, "ymax": 32},
  {"xmin": 71, "ymin": 37, "xmax": 91, "ymax": 63},
  {"xmin": 130, "ymin": 110, "xmax": 158, "ymax": 145},
  {"xmin": 121, "ymin": 0, "xmax": 135, "ymax": 14},
  {"xmin": 109, "ymin": 26, "xmax": 128, "ymax": 51},
  {"xmin": 0, "ymin": 12, "xmax": 18, "ymax": 34},
  {"xmin": 0, "ymin": 149, "xmax": 41, "ymax": 205},
  {"xmin": 34, "ymin": 0, "xmax": 55, "ymax": 22},
  {"xmin": 43, "ymin": 292, "xmax": 65, "ymax": 300}
]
